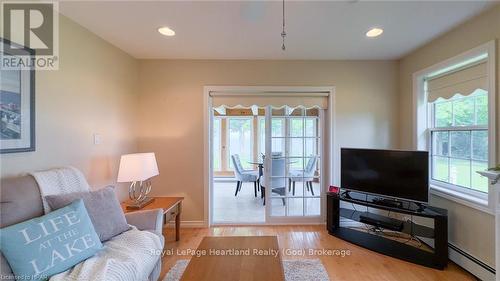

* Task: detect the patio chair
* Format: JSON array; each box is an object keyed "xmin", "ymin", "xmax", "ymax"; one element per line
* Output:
[
  {"xmin": 261, "ymin": 156, "xmax": 286, "ymax": 206},
  {"xmin": 231, "ymin": 154, "xmax": 260, "ymax": 197},
  {"xmin": 289, "ymin": 156, "xmax": 318, "ymax": 196}
]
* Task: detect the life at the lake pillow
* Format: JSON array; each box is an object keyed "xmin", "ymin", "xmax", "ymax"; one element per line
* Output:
[{"xmin": 0, "ymin": 199, "xmax": 102, "ymax": 280}]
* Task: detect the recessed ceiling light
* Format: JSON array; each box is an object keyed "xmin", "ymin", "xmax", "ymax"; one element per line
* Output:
[
  {"xmin": 366, "ymin": 28, "xmax": 383, "ymax": 38},
  {"xmin": 158, "ymin": 26, "xmax": 175, "ymax": 37}
]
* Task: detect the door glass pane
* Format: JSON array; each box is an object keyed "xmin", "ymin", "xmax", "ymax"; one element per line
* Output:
[
  {"xmin": 271, "ymin": 199, "xmax": 285, "ymax": 216},
  {"xmin": 272, "ymin": 139, "xmax": 285, "ymax": 155},
  {"xmin": 272, "ymin": 118, "xmax": 285, "ymax": 137},
  {"xmin": 213, "ymin": 118, "xmax": 221, "ymax": 171},
  {"xmin": 271, "ymin": 118, "xmax": 285, "ymax": 155},
  {"xmin": 449, "ymin": 158, "xmax": 471, "ymax": 188},
  {"xmin": 450, "ymin": 131, "xmax": 471, "ymax": 158},
  {"xmin": 432, "ymin": 156, "xmax": 448, "ymax": 182},
  {"xmin": 434, "ymin": 101, "xmax": 452, "ymax": 127},
  {"xmin": 289, "ymin": 138, "xmax": 304, "ymax": 158},
  {"xmin": 305, "ymin": 138, "xmax": 318, "ymax": 157},
  {"xmin": 261, "ymin": 118, "xmax": 285, "ymax": 155},
  {"xmin": 290, "ymin": 118, "xmax": 304, "ymax": 137},
  {"xmin": 305, "ymin": 118, "xmax": 316, "ymax": 137},
  {"xmin": 288, "ymin": 160, "xmax": 304, "ymax": 180},
  {"xmin": 287, "ymin": 198, "xmax": 304, "ymax": 216},
  {"xmin": 306, "ymin": 198, "xmax": 321, "ymax": 216},
  {"xmin": 228, "ymin": 118, "xmax": 253, "ymax": 169}
]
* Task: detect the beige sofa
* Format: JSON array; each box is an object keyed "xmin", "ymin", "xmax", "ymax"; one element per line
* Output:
[{"xmin": 0, "ymin": 175, "xmax": 164, "ymax": 281}]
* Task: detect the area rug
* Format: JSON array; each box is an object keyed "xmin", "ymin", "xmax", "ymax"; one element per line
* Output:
[{"xmin": 163, "ymin": 259, "xmax": 329, "ymax": 281}]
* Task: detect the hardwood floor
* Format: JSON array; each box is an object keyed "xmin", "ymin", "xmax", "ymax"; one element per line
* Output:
[{"xmin": 160, "ymin": 225, "xmax": 476, "ymax": 281}]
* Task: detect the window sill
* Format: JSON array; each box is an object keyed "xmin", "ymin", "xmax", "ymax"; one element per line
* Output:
[{"xmin": 430, "ymin": 185, "xmax": 493, "ymax": 215}]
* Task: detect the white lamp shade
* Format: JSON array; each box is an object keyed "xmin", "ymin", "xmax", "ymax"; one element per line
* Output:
[{"xmin": 117, "ymin": 153, "xmax": 159, "ymax": 182}]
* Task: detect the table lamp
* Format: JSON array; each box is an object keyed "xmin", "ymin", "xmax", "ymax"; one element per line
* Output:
[{"xmin": 117, "ymin": 152, "xmax": 159, "ymax": 209}]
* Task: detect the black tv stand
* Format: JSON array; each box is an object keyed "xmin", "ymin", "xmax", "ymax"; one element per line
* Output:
[{"xmin": 327, "ymin": 191, "xmax": 448, "ymax": 269}]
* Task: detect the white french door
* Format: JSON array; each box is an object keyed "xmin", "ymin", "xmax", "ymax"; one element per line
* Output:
[
  {"xmin": 207, "ymin": 86, "xmax": 333, "ymax": 226},
  {"xmin": 263, "ymin": 106, "xmax": 324, "ymax": 223}
]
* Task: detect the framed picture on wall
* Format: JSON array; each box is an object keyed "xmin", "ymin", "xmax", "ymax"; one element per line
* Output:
[{"xmin": 0, "ymin": 38, "xmax": 35, "ymax": 153}]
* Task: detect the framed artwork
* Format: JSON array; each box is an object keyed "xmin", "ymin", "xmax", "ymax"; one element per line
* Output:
[{"xmin": 0, "ymin": 38, "xmax": 35, "ymax": 153}]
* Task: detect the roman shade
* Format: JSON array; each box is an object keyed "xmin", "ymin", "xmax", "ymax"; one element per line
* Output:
[
  {"xmin": 210, "ymin": 92, "xmax": 329, "ymax": 109},
  {"xmin": 426, "ymin": 60, "xmax": 487, "ymax": 102}
]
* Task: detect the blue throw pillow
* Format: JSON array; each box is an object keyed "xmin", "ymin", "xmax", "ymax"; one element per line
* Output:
[{"xmin": 0, "ymin": 199, "xmax": 102, "ymax": 280}]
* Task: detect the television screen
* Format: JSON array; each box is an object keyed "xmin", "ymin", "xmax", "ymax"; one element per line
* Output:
[{"xmin": 341, "ymin": 148, "xmax": 429, "ymax": 203}]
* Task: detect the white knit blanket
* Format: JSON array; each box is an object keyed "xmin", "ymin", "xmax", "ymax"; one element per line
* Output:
[
  {"xmin": 50, "ymin": 227, "xmax": 163, "ymax": 281},
  {"xmin": 31, "ymin": 166, "xmax": 90, "ymax": 213}
]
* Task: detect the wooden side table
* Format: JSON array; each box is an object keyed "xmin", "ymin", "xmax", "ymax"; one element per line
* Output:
[{"xmin": 121, "ymin": 197, "xmax": 184, "ymax": 241}]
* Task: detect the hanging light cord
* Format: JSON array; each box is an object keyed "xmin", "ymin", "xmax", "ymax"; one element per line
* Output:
[{"xmin": 281, "ymin": 0, "xmax": 286, "ymax": 51}]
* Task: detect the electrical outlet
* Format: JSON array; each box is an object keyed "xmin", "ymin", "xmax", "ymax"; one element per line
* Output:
[{"xmin": 93, "ymin": 134, "xmax": 102, "ymax": 145}]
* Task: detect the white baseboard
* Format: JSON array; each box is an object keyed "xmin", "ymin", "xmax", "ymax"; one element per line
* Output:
[{"xmin": 448, "ymin": 244, "xmax": 495, "ymax": 281}]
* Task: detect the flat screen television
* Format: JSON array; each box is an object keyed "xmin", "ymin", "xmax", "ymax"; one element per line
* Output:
[{"xmin": 341, "ymin": 148, "xmax": 429, "ymax": 203}]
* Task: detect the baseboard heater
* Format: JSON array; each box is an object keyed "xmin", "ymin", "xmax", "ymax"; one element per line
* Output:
[{"xmin": 448, "ymin": 243, "xmax": 495, "ymax": 281}]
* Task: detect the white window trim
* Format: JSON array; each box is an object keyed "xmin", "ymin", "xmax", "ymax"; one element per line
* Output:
[{"xmin": 412, "ymin": 41, "xmax": 496, "ymax": 214}]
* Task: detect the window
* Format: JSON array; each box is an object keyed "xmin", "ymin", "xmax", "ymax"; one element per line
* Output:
[
  {"xmin": 414, "ymin": 42, "xmax": 496, "ymax": 211},
  {"xmin": 430, "ymin": 90, "xmax": 489, "ymax": 193},
  {"xmin": 228, "ymin": 117, "xmax": 253, "ymax": 169}
]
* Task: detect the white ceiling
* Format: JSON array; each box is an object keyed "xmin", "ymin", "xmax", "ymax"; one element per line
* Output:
[{"xmin": 59, "ymin": 1, "xmax": 496, "ymax": 60}]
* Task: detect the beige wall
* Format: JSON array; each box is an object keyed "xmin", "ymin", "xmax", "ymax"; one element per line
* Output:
[
  {"xmin": 0, "ymin": 15, "xmax": 139, "ymax": 200},
  {"xmin": 399, "ymin": 5, "xmax": 500, "ymax": 267},
  {"xmin": 137, "ymin": 60, "xmax": 400, "ymax": 222}
]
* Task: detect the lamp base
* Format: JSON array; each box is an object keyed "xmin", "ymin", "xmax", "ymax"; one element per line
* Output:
[{"xmin": 126, "ymin": 197, "xmax": 155, "ymax": 210}]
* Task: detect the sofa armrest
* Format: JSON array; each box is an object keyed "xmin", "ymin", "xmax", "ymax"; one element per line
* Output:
[{"xmin": 125, "ymin": 208, "xmax": 163, "ymax": 234}]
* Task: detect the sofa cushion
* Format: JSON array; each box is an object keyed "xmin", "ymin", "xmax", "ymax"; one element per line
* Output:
[
  {"xmin": 0, "ymin": 252, "xmax": 14, "ymax": 280},
  {"xmin": 0, "ymin": 175, "xmax": 44, "ymax": 228},
  {"xmin": 0, "ymin": 199, "xmax": 102, "ymax": 280},
  {"xmin": 45, "ymin": 186, "xmax": 130, "ymax": 242}
]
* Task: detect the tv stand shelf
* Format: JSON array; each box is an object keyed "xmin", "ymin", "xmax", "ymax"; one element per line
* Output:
[
  {"xmin": 327, "ymin": 191, "xmax": 448, "ymax": 269},
  {"xmin": 340, "ymin": 208, "xmax": 435, "ymax": 238}
]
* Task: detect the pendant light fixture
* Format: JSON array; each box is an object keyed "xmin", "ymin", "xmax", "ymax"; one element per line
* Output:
[{"xmin": 281, "ymin": 0, "xmax": 286, "ymax": 51}]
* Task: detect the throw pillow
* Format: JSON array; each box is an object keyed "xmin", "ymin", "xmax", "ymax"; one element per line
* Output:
[
  {"xmin": 45, "ymin": 186, "xmax": 130, "ymax": 242},
  {"xmin": 0, "ymin": 199, "xmax": 102, "ymax": 280}
]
